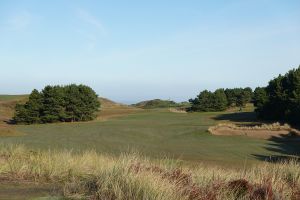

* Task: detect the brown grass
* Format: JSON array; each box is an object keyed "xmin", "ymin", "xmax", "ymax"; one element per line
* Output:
[
  {"xmin": 97, "ymin": 97, "xmax": 142, "ymax": 121},
  {"xmin": 0, "ymin": 145, "xmax": 299, "ymax": 199},
  {"xmin": 0, "ymin": 124, "xmax": 24, "ymax": 137}
]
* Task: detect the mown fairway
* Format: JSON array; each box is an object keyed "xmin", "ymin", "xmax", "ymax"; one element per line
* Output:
[{"xmin": 1, "ymin": 107, "xmax": 298, "ymax": 167}]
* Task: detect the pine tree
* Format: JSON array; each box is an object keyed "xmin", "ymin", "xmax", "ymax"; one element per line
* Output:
[
  {"xmin": 25, "ymin": 89, "xmax": 43, "ymax": 123},
  {"xmin": 13, "ymin": 89, "xmax": 42, "ymax": 124},
  {"xmin": 213, "ymin": 89, "xmax": 228, "ymax": 111},
  {"xmin": 41, "ymin": 85, "xmax": 66, "ymax": 123},
  {"xmin": 256, "ymin": 65, "xmax": 300, "ymax": 125},
  {"xmin": 13, "ymin": 84, "xmax": 101, "ymax": 124},
  {"xmin": 253, "ymin": 87, "xmax": 268, "ymax": 116},
  {"xmin": 13, "ymin": 104, "xmax": 29, "ymax": 124}
]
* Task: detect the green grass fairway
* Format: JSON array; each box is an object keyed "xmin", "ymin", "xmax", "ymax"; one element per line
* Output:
[{"xmin": 1, "ymin": 109, "xmax": 298, "ymax": 167}]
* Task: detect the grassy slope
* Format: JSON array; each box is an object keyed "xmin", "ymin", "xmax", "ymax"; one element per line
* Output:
[
  {"xmin": 0, "ymin": 95, "xmax": 28, "ymax": 136},
  {"xmin": 97, "ymin": 97, "xmax": 142, "ymax": 121},
  {"xmin": 0, "ymin": 95, "xmax": 28, "ymax": 121}
]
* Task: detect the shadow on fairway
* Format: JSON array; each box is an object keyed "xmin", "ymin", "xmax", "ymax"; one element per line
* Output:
[
  {"xmin": 253, "ymin": 133, "xmax": 300, "ymax": 163},
  {"xmin": 213, "ymin": 112, "xmax": 258, "ymax": 123}
]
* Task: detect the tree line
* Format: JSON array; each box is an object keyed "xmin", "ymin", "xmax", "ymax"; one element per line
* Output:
[
  {"xmin": 12, "ymin": 65, "xmax": 300, "ymax": 125},
  {"xmin": 189, "ymin": 65, "xmax": 300, "ymax": 125},
  {"xmin": 253, "ymin": 66, "xmax": 300, "ymax": 125},
  {"xmin": 13, "ymin": 84, "xmax": 100, "ymax": 124},
  {"xmin": 189, "ymin": 87, "xmax": 253, "ymax": 112}
]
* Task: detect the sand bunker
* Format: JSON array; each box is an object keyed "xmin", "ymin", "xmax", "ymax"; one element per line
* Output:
[
  {"xmin": 169, "ymin": 108, "xmax": 187, "ymax": 113},
  {"xmin": 209, "ymin": 123, "xmax": 300, "ymax": 139}
]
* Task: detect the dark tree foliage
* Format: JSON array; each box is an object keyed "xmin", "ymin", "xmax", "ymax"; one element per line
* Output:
[
  {"xmin": 13, "ymin": 89, "xmax": 43, "ymax": 124},
  {"xmin": 64, "ymin": 84, "xmax": 100, "ymax": 121},
  {"xmin": 190, "ymin": 87, "xmax": 253, "ymax": 112},
  {"xmin": 254, "ymin": 66, "xmax": 300, "ymax": 125},
  {"xmin": 224, "ymin": 88, "xmax": 239, "ymax": 107},
  {"xmin": 214, "ymin": 89, "xmax": 228, "ymax": 111},
  {"xmin": 13, "ymin": 84, "xmax": 100, "ymax": 124},
  {"xmin": 41, "ymin": 86, "xmax": 66, "ymax": 123},
  {"xmin": 243, "ymin": 87, "xmax": 253, "ymax": 103},
  {"xmin": 253, "ymin": 87, "xmax": 268, "ymax": 116},
  {"xmin": 224, "ymin": 88, "xmax": 253, "ymax": 108},
  {"xmin": 189, "ymin": 89, "xmax": 227, "ymax": 112},
  {"xmin": 132, "ymin": 99, "xmax": 179, "ymax": 109}
]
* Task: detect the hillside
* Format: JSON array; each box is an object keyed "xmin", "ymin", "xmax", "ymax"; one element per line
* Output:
[
  {"xmin": 0, "ymin": 95, "xmax": 137, "ymax": 121},
  {"xmin": 0, "ymin": 95, "xmax": 28, "ymax": 123},
  {"xmin": 0, "ymin": 95, "xmax": 140, "ymax": 133},
  {"xmin": 97, "ymin": 97, "xmax": 142, "ymax": 121},
  {"xmin": 0, "ymin": 95, "xmax": 28, "ymax": 136},
  {"xmin": 132, "ymin": 99, "xmax": 190, "ymax": 109},
  {"xmin": 99, "ymin": 97, "xmax": 133, "ymax": 109}
]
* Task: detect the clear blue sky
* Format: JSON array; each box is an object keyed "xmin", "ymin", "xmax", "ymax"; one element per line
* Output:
[{"xmin": 0, "ymin": 0, "xmax": 299, "ymax": 103}]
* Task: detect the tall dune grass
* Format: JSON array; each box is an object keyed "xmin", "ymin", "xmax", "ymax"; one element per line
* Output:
[{"xmin": 0, "ymin": 144, "xmax": 299, "ymax": 199}]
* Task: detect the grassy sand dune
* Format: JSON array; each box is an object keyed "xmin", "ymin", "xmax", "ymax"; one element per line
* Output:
[
  {"xmin": 97, "ymin": 97, "xmax": 142, "ymax": 121},
  {"xmin": 0, "ymin": 145, "xmax": 299, "ymax": 199},
  {"xmin": 0, "ymin": 95, "xmax": 28, "ymax": 136},
  {"xmin": 0, "ymin": 95, "xmax": 28, "ymax": 123}
]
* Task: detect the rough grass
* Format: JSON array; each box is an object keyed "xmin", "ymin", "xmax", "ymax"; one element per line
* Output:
[
  {"xmin": 0, "ymin": 145, "xmax": 299, "ymax": 200},
  {"xmin": 0, "ymin": 124, "xmax": 24, "ymax": 136},
  {"xmin": 0, "ymin": 96, "xmax": 28, "ymax": 123},
  {"xmin": 0, "ymin": 96, "xmax": 29, "ymax": 136}
]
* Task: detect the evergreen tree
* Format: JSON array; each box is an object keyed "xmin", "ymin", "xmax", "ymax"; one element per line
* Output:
[
  {"xmin": 213, "ymin": 89, "xmax": 228, "ymax": 111},
  {"xmin": 13, "ymin": 89, "xmax": 42, "ymax": 124},
  {"xmin": 41, "ymin": 85, "xmax": 66, "ymax": 123},
  {"xmin": 256, "ymin": 65, "xmax": 300, "ymax": 125},
  {"xmin": 64, "ymin": 84, "xmax": 82, "ymax": 122},
  {"xmin": 25, "ymin": 89, "xmax": 43, "ymax": 123},
  {"xmin": 281, "ymin": 67, "xmax": 300, "ymax": 124},
  {"xmin": 225, "ymin": 88, "xmax": 253, "ymax": 108},
  {"xmin": 224, "ymin": 88, "xmax": 237, "ymax": 107},
  {"xmin": 13, "ymin": 84, "xmax": 101, "ymax": 124},
  {"xmin": 13, "ymin": 104, "xmax": 29, "ymax": 124},
  {"xmin": 198, "ymin": 90, "xmax": 215, "ymax": 111},
  {"xmin": 76, "ymin": 84, "xmax": 100, "ymax": 121},
  {"xmin": 253, "ymin": 87, "xmax": 268, "ymax": 116},
  {"xmin": 190, "ymin": 89, "xmax": 227, "ymax": 112},
  {"xmin": 243, "ymin": 87, "xmax": 253, "ymax": 103}
]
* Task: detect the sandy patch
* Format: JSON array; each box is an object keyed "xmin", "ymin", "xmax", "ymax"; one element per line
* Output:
[
  {"xmin": 209, "ymin": 123, "xmax": 300, "ymax": 139},
  {"xmin": 169, "ymin": 108, "xmax": 187, "ymax": 113},
  {"xmin": 210, "ymin": 126, "xmax": 293, "ymax": 139}
]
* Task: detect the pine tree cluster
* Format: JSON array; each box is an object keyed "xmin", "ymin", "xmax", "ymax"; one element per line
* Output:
[
  {"xmin": 189, "ymin": 88, "xmax": 253, "ymax": 112},
  {"xmin": 253, "ymin": 66, "xmax": 300, "ymax": 125},
  {"xmin": 13, "ymin": 84, "xmax": 100, "ymax": 124}
]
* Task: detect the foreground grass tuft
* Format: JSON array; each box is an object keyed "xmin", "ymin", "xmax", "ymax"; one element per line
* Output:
[{"xmin": 0, "ymin": 145, "xmax": 299, "ymax": 199}]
